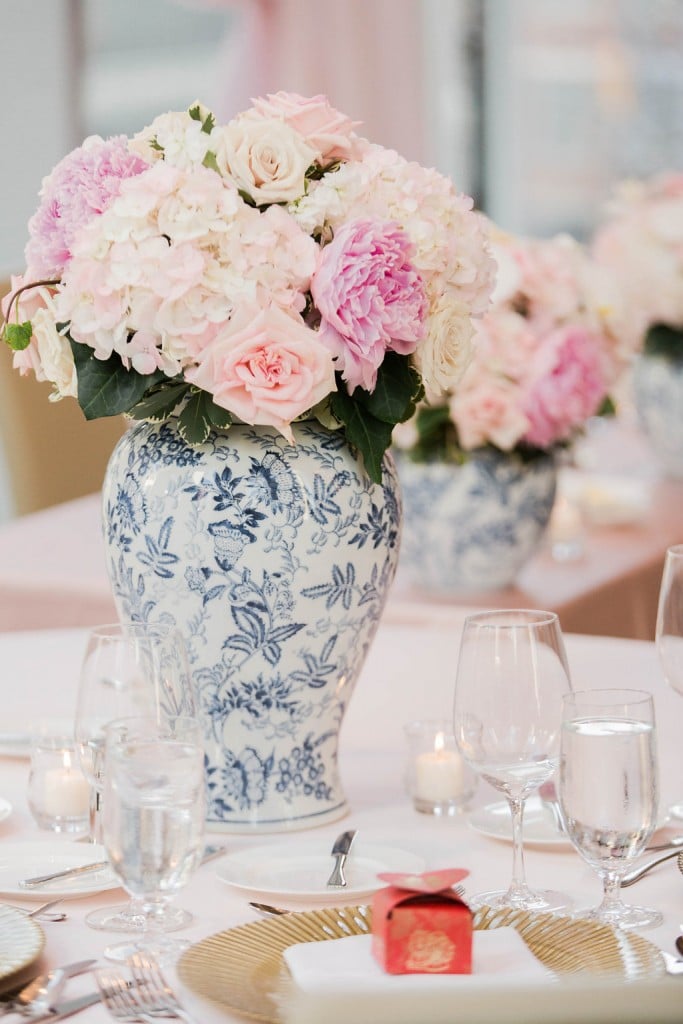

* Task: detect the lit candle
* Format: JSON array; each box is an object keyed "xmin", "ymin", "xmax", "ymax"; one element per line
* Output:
[
  {"xmin": 414, "ymin": 732, "xmax": 465, "ymax": 804},
  {"xmin": 40, "ymin": 750, "xmax": 90, "ymax": 818}
]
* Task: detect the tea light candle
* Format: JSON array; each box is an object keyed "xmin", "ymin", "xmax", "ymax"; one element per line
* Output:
[
  {"xmin": 414, "ymin": 732, "xmax": 465, "ymax": 804},
  {"xmin": 41, "ymin": 752, "xmax": 90, "ymax": 818},
  {"xmin": 28, "ymin": 742, "xmax": 90, "ymax": 831}
]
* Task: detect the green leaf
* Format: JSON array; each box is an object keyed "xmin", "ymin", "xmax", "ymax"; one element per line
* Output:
[
  {"xmin": 69, "ymin": 337, "xmax": 166, "ymax": 420},
  {"xmin": 202, "ymin": 150, "xmax": 220, "ymax": 173},
  {"xmin": 351, "ymin": 353, "xmax": 424, "ymax": 424},
  {"xmin": 176, "ymin": 389, "xmax": 233, "ymax": 445},
  {"xmin": 128, "ymin": 380, "xmax": 190, "ymax": 421},
  {"xmin": 330, "ymin": 389, "xmax": 393, "ymax": 484},
  {"xmin": 596, "ymin": 395, "xmax": 616, "ymax": 418},
  {"xmin": 4, "ymin": 321, "xmax": 32, "ymax": 350},
  {"xmin": 644, "ymin": 323, "xmax": 683, "ymax": 359}
]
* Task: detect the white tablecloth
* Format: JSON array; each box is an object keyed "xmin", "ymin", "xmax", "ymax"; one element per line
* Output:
[{"xmin": 0, "ymin": 607, "xmax": 682, "ymax": 1022}]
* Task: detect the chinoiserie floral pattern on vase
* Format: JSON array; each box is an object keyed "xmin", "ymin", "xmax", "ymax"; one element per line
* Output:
[
  {"xmin": 102, "ymin": 417, "xmax": 401, "ymax": 832},
  {"xmin": 395, "ymin": 448, "xmax": 556, "ymax": 595},
  {"xmin": 632, "ymin": 352, "xmax": 683, "ymax": 480}
]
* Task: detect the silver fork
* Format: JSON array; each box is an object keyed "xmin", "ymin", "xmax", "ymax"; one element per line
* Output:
[
  {"xmin": 96, "ymin": 966, "xmax": 196, "ymax": 1024},
  {"xmin": 128, "ymin": 954, "xmax": 198, "ymax": 1024}
]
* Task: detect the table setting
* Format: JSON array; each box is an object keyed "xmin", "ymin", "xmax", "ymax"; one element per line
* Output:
[{"xmin": 0, "ymin": 591, "xmax": 681, "ymax": 1024}]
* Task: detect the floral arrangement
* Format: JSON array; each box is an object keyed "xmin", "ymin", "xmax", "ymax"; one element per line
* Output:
[
  {"xmin": 2, "ymin": 92, "xmax": 495, "ymax": 482},
  {"xmin": 394, "ymin": 229, "xmax": 625, "ymax": 463},
  {"xmin": 591, "ymin": 172, "xmax": 683, "ymax": 361}
]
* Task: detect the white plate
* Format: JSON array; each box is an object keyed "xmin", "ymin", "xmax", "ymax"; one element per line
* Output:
[
  {"xmin": 0, "ymin": 842, "xmax": 119, "ymax": 900},
  {"xmin": 0, "ymin": 732, "xmax": 32, "ymax": 759},
  {"xmin": 216, "ymin": 841, "xmax": 425, "ymax": 903},
  {"xmin": 469, "ymin": 798, "xmax": 571, "ymax": 849},
  {"xmin": 470, "ymin": 799, "xmax": 671, "ymax": 849},
  {"xmin": 0, "ymin": 798, "xmax": 12, "ymax": 824}
]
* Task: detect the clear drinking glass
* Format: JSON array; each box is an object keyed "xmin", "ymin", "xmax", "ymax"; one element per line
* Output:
[
  {"xmin": 74, "ymin": 621, "xmax": 197, "ymax": 932},
  {"xmin": 101, "ymin": 715, "xmax": 206, "ymax": 964},
  {"xmin": 559, "ymin": 688, "xmax": 662, "ymax": 929},
  {"xmin": 453, "ymin": 609, "xmax": 573, "ymax": 911},
  {"xmin": 656, "ymin": 543, "xmax": 683, "ymax": 820}
]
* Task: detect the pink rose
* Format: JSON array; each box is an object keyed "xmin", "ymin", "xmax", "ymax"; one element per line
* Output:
[
  {"xmin": 187, "ymin": 305, "xmax": 336, "ymax": 440},
  {"xmin": 449, "ymin": 378, "xmax": 529, "ymax": 452},
  {"xmin": 522, "ymin": 326, "xmax": 608, "ymax": 448},
  {"xmin": 310, "ymin": 218, "xmax": 426, "ymax": 393},
  {"xmin": 250, "ymin": 91, "xmax": 363, "ymax": 163}
]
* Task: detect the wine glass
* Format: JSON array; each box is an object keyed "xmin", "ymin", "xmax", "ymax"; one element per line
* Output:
[
  {"xmin": 101, "ymin": 715, "xmax": 206, "ymax": 964},
  {"xmin": 453, "ymin": 609, "xmax": 573, "ymax": 911},
  {"xmin": 559, "ymin": 688, "xmax": 662, "ymax": 929},
  {"xmin": 656, "ymin": 543, "xmax": 683, "ymax": 819},
  {"xmin": 74, "ymin": 621, "xmax": 197, "ymax": 931}
]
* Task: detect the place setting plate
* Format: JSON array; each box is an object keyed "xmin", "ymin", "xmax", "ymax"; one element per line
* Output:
[
  {"xmin": 0, "ymin": 905, "xmax": 45, "ymax": 996},
  {"xmin": 469, "ymin": 796, "xmax": 572, "ymax": 848},
  {"xmin": 0, "ymin": 842, "xmax": 118, "ymax": 899},
  {"xmin": 177, "ymin": 902, "xmax": 666, "ymax": 1024},
  {"xmin": 215, "ymin": 840, "xmax": 425, "ymax": 904}
]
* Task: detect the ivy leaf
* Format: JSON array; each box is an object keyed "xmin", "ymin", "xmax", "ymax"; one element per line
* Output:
[
  {"xmin": 4, "ymin": 321, "xmax": 32, "ymax": 351},
  {"xmin": 69, "ymin": 336, "xmax": 166, "ymax": 419},
  {"xmin": 128, "ymin": 380, "xmax": 190, "ymax": 422},
  {"xmin": 330, "ymin": 388, "xmax": 393, "ymax": 484},
  {"xmin": 177, "ymin": 389, "xmax": 233, "ymax": 445}
]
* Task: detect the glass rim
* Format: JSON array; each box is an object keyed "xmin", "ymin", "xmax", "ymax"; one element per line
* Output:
[
  {"xmin": 87, "ymin": 621, "xmax": 179, "ymax": 637},
  {"xmin": 665, "ymin": 543, "xmax": 683, "ymax": 558},
  {"xmin": 562, "ymin": 687, "xmax": 654, "ymax": 711},
  {"xmin": 463, "ymin": 609, "xmax": 559, "ymax": 628}
]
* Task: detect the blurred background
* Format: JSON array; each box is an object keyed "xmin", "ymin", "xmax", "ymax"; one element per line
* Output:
[{"xmin": 0, "ymin": 0, "xmax": 682, "ymax": 521}]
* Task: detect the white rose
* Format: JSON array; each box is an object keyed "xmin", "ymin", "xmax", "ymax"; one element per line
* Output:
[
  {"xmin": 414, "ymin": 300, "xmax": 475, "ymax": 401},
  {"xmin": 33, "ymin": 309, "xmax": 78, "ymax": 399},
  {"xmin": 214, "ymin": 117, "xmax": 316, "ymax": 205}
]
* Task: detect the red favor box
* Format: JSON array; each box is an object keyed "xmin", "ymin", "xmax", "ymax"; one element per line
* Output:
[{"xmin": 371, "ymin": 868, "xmax": 472, "ymax": 975}]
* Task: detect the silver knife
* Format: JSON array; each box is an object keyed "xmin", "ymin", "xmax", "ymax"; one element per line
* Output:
[
  {"xmin": 20, "ymin": 844, "xmax": 226, "ymax": 889},
  {"xmin": 19, "ymin": 862, "xmax": 110, "ymax": 889},
  {"xmin": 326, "ymin": 829, "xmax": 357, "ymax": 887},
  {"xmin": 22, "ymin": 990, "xmax": 102, "ymax": 1022}
]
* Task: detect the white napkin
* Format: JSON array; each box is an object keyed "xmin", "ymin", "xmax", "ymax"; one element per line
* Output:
[{"xmin": 284, "ymin": 929, "xmax": 552, "ymax": 994}]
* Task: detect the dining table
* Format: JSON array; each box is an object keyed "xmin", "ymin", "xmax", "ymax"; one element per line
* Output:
[{"xmin": 0, "ymin": 602, "xmax": 682, "ymax": 1023}]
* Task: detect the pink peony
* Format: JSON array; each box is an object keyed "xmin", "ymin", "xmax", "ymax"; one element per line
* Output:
[
  {"xmin": 311, "ymin": 218, "xmax": 426, "ymax": 392},
  {"xmin": 250, "ymin": 91, "xmax": 363, "ymax": 163},
  {"xmin": 25, "ymin": 136, "xmax": 148, "ymax": 278},
  {"xmin": 522, "ymin": 326, "xmax": 608, "ymax": 449},
  {"xmin": 187, "ymin": 305, "xmax": 336, "ymax": 440}
]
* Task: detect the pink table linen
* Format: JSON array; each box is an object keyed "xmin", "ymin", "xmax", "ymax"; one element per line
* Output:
[{"xmin": 0, "ymin": 610, "xmax": 681, "ymax": 1022}]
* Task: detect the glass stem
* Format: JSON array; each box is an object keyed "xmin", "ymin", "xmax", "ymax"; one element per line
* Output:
[
  {"xmin": 507, "ymin": 795, "xmax": 528, "ymax": 900},
  {"xmin": 599, "ymin": 869, "xmax": 623, "ymax": 912},
  {"xmin": 88, "ymin": 786, "xmax": 103, "ymax": 844}
]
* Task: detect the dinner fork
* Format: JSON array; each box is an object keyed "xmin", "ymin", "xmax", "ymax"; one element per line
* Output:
[{"xmin": 96, "ymin": 956, "xmax": 198, "ymax": 1024}]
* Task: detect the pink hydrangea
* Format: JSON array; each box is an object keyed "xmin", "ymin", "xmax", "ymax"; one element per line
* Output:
[
  {"xmin": 522, "ymin": 326, "xmax": 608, "ymax": 448},
  {"xmin": 310, "ymin": 218, "xmax": 426, "ymax": 392},
  {"xmin": 25, "ymin": 135, "xmax": 148, "ymax": 277}
]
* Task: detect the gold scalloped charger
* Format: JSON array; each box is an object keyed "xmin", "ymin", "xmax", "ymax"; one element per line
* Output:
[
  {"xmin": 0, "ymin": 905, "xmax": 45, "ymax": 997},
  {"xmin": 177, "ymin": 903, "xmax": 665, "ymax": 1024}
]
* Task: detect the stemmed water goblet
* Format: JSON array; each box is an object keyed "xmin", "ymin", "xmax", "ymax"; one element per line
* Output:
[
  {"xmin": 101, "ymin": 714, "xmax": 206, "ymax": 963},
  {"xmin": 453, "ymin": 609, "xmax": 573, "ymax": 911},
  {"xmin": 74, "ymin": 621, "xmax": 198, "ymax": 932},
  {"xmin": 655, "ymin": 543, "xmax": 683, "ymax": 820},
  {"xmin": 559, "ymin": 688, "xmax": 662, "ymax": 929}
]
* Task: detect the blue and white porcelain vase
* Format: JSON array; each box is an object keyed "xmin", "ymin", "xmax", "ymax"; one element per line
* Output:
[
  {"xmin": 633, "ymin": 352, "xmax": 683, "ymax": 480},
  {"xmin": 395, "ymin": 447, "xmax": 556, "ymax": 594},
  {"xmin": 102, "ymin": 417, "xmax": 401, "ymax": 832}
]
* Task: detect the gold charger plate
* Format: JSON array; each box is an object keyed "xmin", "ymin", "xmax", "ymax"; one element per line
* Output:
[
  {"xmin": 177, "ymin": 904, "xmax": 665, "ymax": 1024},
  {"xmin": 0, "ymin": 904, "xmax": 45, "ymax": 997}
]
